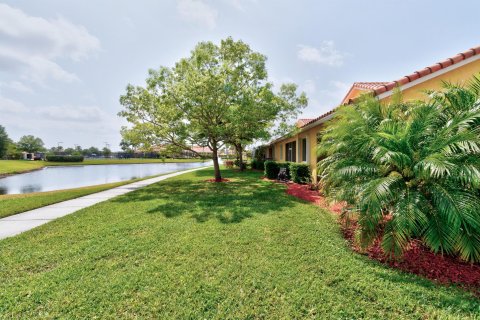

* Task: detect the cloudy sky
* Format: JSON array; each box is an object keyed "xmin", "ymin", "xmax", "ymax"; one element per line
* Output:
[{"xmin": 0, "ymin": 0, "xmax": 478, "ymax": 150}]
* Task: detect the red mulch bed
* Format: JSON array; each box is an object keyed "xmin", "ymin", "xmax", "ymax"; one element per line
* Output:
[
  {"xmin": 205, "ymin": 178, "xmax": 231, "ymax": 183},
  {"xmin": 268, "ymin": 178, "xmax": 480, "ymax": 293}
]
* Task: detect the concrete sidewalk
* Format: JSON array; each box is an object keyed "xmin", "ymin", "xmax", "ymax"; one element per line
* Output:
[{"xmin": 0, "ymin": 166, "xmax": 210, "ymax": 240}]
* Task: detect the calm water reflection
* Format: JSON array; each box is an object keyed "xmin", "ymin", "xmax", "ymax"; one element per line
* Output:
[{"xmin": 0, "ymin": 161, "xmax": 211, "ymax": 195}]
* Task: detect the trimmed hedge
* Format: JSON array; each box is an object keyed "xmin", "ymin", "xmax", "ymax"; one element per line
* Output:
[
  {"xmin": 46, "ymin": 155, "xmax": 84, "ymax": 162},
  {"xmin": 250, "ymin": 159, "xmax": 265, "ymax": 171},
  {"xmin": 264, "ymin": 160, "xmax": 291, "ymax": 180},
  {"xmin": 264, "ymin": 160, "xmax": 279, "ymax": 179},
  {"xmin": 289, "ymin": 163, "xmax": 311, "ymax": 184}
]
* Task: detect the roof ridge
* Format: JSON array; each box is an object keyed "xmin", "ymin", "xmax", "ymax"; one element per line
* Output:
[{"xmin": 373, "ymin": 45, "xmax": 480, "ymax": 95}]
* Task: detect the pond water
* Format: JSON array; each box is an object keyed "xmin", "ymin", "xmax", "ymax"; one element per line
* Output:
[{"xmin": 0, "ymin": 161, "xmax": 212, "ymax": 195}]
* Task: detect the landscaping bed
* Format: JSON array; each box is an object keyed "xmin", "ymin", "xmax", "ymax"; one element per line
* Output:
[{"xmin": 281, "ymin": 180, "xmax": 480, "ymax": 294}]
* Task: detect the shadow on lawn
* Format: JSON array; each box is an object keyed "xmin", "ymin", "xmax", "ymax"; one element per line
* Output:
[{"xmin": 113, "ymin": 169, "xmax": 293, "ymax": 224}]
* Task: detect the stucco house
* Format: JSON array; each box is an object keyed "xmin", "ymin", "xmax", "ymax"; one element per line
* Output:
[{"xmin": 267, "ymin": 45, "xmax": 480, "ymax": 180}]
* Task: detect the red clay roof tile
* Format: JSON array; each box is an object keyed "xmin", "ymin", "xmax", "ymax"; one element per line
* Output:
[
  {"xmin": 299, "ymin": 45, "xmax": 480, "ymax": 131},
  {"xmin": 296, "ymin": 118, "xmax": 315, "ymax": 127},
  {"xmin": 371, "ymin": 45, "xmax": 480, "ymax": 96}
]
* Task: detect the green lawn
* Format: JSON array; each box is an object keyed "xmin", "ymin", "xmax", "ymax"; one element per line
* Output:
[
  {"xmin": 0, "ymin": 169, "xmax": 478, "ymax": 319},
  {"xmin": 0, "ymin": 160, "xmax": 44, "ymax": 176},
  {"xmin": 0, "ymin": 179, "xmax": 139, "ymax": 219},
  {"xmin": 0, "ymin": 158, "xmax": 205, "ymax": 176}
]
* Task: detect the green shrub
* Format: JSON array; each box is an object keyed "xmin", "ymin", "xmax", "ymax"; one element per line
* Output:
[
  {"xmin": 264, "ymin": 160, "xmax": 291, "ymax": 179},
  {"xmin": 251, "ymin": 159, "xmax": 265, "ymax": 170},
  {"xmin": 264, "ymin": 160, "xmax": 279, "ymax": 179},
  {"xmin": 289, "ymin": 163, "xmax": 311, "ymax": 184},
  {"xmin": 46, "ymin": 155, "xmax": 84, "ymax": 162},
  {"xmin": 234, "ymin": 159, "xmax": 247, "ymax": 170}
]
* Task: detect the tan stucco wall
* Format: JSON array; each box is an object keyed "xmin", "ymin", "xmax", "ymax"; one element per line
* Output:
[
  {"xmin": 382, "ymin": 58, "xmax": 480, "ymax": 103},
  {"xmin": 342, "ymin": 87, "xmax": 368, "ymax": 104},
  {"xmin": 270, "ymin": 56, "xmax": 480, "ymax": 182},
  {"xmin": 270, "ymin": 124, "xmax": 323, "ymax": 181}
]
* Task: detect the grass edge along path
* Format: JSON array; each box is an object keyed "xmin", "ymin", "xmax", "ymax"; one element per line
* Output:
[
  {"xmin": 0, "ymin": 168, "xmax": 479, "ymax": 319},
  {"xmin": 0, "ymin": 171, "xmax": 183, "ymax": 219}
]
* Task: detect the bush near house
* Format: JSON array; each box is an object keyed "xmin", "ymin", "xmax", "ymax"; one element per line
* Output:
[
  {"xmin": 318, "ymin": 78, "xmax": 480, "ymax": 263},
  {"xmin": 250, "ymin": 159, "xmax": 265, "ymax": 170},
  {"xmin": 264, "ymin": 160, "xmax": 279, "ymax": 179},
  {"xmin": 264, "ymin": 160, "xmax": 291, "ymax": 180},
  {"xmin": 45, "ymin": 155, "xmax": 84, "ymax": 162},
  {"xmin": 289, "ymin": 163, "xmax": 311, "ymax": 184}
]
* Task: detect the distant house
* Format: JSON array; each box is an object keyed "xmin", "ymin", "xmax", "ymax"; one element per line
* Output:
[
  {"xmin": 268, "ymin": 45, "xmax": 480, "ymax": 180},
  {"xmin": 21, "ymin": 152, "xmax": 44, "ymax": 161}
]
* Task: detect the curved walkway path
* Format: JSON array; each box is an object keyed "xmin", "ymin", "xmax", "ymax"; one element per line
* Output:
[{"xmin": 0, "ymin": 166, "xmax": 210, "ymax": 240}]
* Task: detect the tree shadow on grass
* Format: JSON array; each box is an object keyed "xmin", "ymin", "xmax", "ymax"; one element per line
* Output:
[{"xmin": 113, "ymin": 169, "xmax": 293, "ymax": 224}]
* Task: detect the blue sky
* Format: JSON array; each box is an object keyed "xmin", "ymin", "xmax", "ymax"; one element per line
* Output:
[{"xmin": 0, "ymin": 0, "xmax": 478, "ymax": 150}]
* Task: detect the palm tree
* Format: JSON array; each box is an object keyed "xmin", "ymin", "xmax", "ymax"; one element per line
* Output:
[{"xmin": 318, "ymin": 79, "xmax": 480, "ymax": 263}]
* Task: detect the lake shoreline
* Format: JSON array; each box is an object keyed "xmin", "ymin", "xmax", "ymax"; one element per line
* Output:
[
  {"xmin": 0, "ymin": 167, "xmax": 44, "ymax": 180},
  {"xmin": 0, "ymin": 159, "xmax": 207, "ymax": 179},
  {"xmin": 0, "ymin": 161, "xmax": 212, "ymax": 195}
]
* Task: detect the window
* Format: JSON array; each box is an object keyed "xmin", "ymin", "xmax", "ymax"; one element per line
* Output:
[
  {"xmin": 280, "ymin": 143, "xmax": 283, "ymax": 160},
  {"xmin": 301, "ymin": 138, "xmax": 307, "ymax": 162},
  {"xmin": 285, "ymin": 141, "xmax": 296, "ymax": 162}
]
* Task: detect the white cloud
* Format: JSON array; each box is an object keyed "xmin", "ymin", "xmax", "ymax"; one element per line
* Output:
[
  {"xmin": 0, "ymin": 95, "xmax": 29, "ymax": 113},
  {"xmin": 177, "ymin": 0, "xmax": 218, "ymax": 29},
  {"xmin": 36, "ymin": 105, "xmax": 107, "ymax": 122},
  {"xmin": 297, "ymin": 41, "xmax": 346, "ymax": 67},
  {"xmin": 225, "ymin": 0, "xmax": 258, "ymax": 11},
  {"xmin": 0, "ymin": 81, "xmax": 33, "ymax": 93},
  {"xmin": 0, "ymin": 3, "xmax": 100, "ymax": 85},
  {"xmin": 0, "ymin": 94, "xmax": 106, "ymax": 123}
]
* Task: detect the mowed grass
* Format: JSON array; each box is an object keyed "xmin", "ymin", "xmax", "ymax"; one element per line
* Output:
[
  {"xmin": 0, "ymin": 160, "xmax": 44, "ymax": 175},
  {"xmin": 0, "ymin": 158, "xmax": 205, "ymax": 176},
  {"xmin": 0, "ymin": 169, "xmax": 479, "ymax": 319},
  {"xmin": 0, "ymin": 179, "xmax": 144, "ymax": 219}
]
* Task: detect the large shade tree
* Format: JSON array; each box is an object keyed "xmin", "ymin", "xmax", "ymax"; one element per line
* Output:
[
  {"xmin": 17, "ymin": 135, "xmax": 45, "ymax": 153},
  {"xmin": 119, "ymin": 38, "xmax": 306, "ymax": 181},
  {"xmin": 226, "ymin": 83, "xmax": 307, "ymax": 170},
  {"xmin": 318, "ymin": 79, "xmax": 480, "ymax": 263}
]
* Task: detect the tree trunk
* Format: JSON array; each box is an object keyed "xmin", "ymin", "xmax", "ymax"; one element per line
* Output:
[
  {"xmin": 212, "ymin": 147, "xmax": 222, "ymax": 182},
  {"xmin": 236, "ymin": 144, "xmax": 245, "ymax": 171}
]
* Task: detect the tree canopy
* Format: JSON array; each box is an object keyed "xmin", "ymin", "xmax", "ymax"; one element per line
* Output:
[
  {"xmin": 0, "ymin": 125, "xmax": 9, "ymax": 158},
  {"xmin": 119, "ymin": 37, "xmax": 306, "ymax": 180},
  {"xmin": 17, "ymin": 135, "xmax": 45, "ymax": 153}
]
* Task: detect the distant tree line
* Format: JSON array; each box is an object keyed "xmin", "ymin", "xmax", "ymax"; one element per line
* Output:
[{"xmin": 0, "ymin": 127, "xmax": 113, "ymax": 159}]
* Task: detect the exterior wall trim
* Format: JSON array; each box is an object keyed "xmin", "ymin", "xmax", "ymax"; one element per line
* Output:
[{"xmin": 377, "ymin": 54, "xmax": 480, "ymax": 100}]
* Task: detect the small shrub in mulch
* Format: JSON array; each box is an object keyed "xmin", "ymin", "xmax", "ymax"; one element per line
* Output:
[
  {"xmin": 270, "ymin": 179, "xmax": 480, "ymax": 294},
  {"xmin": 341, "ymin": 221, "xmax": 480, "ymax": 292}
]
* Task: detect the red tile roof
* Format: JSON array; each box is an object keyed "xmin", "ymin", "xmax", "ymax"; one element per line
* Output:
[
  {"xmin": 191, "ymin": 146, "xmax": 212, "ymax": 153},
  {"xmin": 372, "ymin": 45, "xmax": 480, "ymax": 96},
  {"xmin": 351, "ymin": 82, "xmax": 389, "ymax": 90},
  {"xmin": 296, "ymin": 118, "xmax": 315, "ymax": 127},
  {"xmin": 297, "ymin": 45, "xmax": 480, "ymax": 131},
  {"xmin": 299, "ymin": 110, "xmax": 336, "ymax": 128}
]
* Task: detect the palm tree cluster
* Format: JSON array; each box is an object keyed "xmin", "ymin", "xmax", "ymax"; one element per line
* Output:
[{"xmin": 318, "ymin": 77, "xmax": 480, "ymax": 263}]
